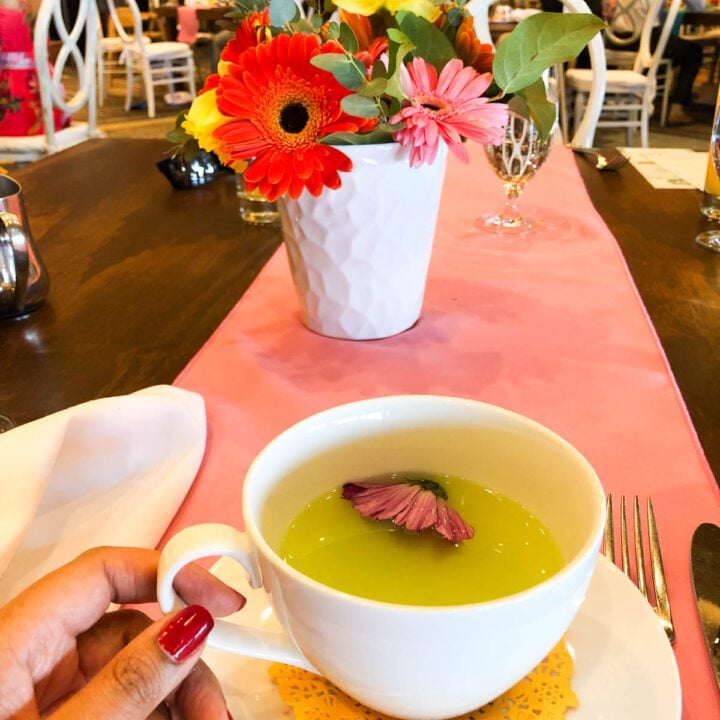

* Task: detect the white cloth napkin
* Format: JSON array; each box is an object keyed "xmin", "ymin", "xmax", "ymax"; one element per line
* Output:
[{"xmin": 0, "ymin": 385, "xmax": 206, "ymax": 605}]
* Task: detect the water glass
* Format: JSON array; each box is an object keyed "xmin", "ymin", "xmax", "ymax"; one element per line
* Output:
[
  {"xmin": 481, "ymin": 112, "xmax": 552, "ymax": 232},
  {"xmin": 695, "ymin": 102, "xmax": 720, "ymax": 252},
  {"xmin": 236, "ymin": 174, "xmax": 279, "ymax": 225}
]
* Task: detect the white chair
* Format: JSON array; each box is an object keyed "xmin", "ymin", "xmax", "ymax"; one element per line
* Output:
[
  {"xmin": 0, "ymin": 0, "xmax": 101, "ymax": 163},
  {"xmin": 97, "ymin": 18, "xmax": 151, "ymax": 106},
  {"xmin": 107, "ymin": 0, "xmax": 196, "ymax": 119},
  {"xmin": 566, "ymin": 0, "xmax": 681, "ymax": 147},
  {"xmin": 602, "ymin": 0, "xmax": 673, "ymax": 126},
  {"xmin": 468, "ymin": 0, "xmax": 607, "ymax": 148}
]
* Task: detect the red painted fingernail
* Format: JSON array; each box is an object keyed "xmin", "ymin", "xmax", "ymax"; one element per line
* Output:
[{"xmin": 157, "ymin": 604, "xmax": 214, "ymax": 663}]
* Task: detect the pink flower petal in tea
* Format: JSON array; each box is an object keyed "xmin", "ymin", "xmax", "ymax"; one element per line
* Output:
[
  {"xmin": 342, "ymin": 480, "xmax": 474, "ymax": 543},
  {"xmin": 435, "ymin": 501, "xmax": 475, "ymax": 543}
]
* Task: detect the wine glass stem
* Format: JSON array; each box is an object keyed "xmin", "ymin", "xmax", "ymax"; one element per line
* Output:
[{"xmin": 501, "ymin": 181, "xmax": 524, "ymax": 224}]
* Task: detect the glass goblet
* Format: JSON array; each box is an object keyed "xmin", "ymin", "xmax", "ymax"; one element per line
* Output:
[
  {"xmin": 481, "ymin": 111, "xmax": 553, "ymax": 232},
  {"xmin": 0, "ymin": 414, "xmax": 15, "ymax": 433},
  {"xmin": 696, "ymin": 104, "xmax": 720, "ymax": 252}
]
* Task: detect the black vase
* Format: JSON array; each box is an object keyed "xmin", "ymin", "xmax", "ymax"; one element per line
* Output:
[{"xmin": 157, "ymin": 149, "xmax": 228, "ymax": 190}]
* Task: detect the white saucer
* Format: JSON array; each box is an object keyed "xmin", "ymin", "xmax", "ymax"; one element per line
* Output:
[{"xmin": 203, "ymin": 555, "xmax": 681, "ymax": 719}]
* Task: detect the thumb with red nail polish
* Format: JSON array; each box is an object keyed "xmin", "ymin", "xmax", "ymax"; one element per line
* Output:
[{"xmin": 49, "ymin": 605, "xmax": 219, "ymax": 720}]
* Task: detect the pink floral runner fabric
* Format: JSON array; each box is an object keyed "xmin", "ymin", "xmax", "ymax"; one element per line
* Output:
[{"xmin": 170, "ymin": 144, "xmax": 720, "ymax": 718}]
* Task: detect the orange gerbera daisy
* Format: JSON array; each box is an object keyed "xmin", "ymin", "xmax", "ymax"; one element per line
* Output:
[
  {"xmin": 454, "ymin": 15, "xmax": 494, "ymax": 75},
  {"xmin": 221, "ymin": 8, "xmax": 271, "ymax": 63},
  {"xmin": 214, "ymin": 33, "xmax": 377, "ymax": 200}
]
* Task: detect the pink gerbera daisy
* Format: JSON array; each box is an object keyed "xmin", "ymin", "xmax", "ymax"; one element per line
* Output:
[
  {"xmin": 342, "ymin": 474, "xmax": 474, "ymax": 544},
  {"xmin": 390, "ymin": 57, "xmax": 508, "ymax": 168}
]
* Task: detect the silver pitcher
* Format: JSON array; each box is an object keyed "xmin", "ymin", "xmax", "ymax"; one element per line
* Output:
[{"xmin": 0, "ymin": 175, "xmax": 49, "ymax": 319}]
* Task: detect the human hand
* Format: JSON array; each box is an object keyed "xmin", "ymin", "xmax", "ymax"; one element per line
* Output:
[{"xmin": 0, "ymin": 547, "xmax": 246, "ymax": 719}]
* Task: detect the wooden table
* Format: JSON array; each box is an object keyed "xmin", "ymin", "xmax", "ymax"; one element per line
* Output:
[
  {"xmin": 2, "ymin": 139, "xmax": 718, "ymax": 484},
  {"xmin": 0, "ymin": 139, "xmax": 280, "ymax": 425}
]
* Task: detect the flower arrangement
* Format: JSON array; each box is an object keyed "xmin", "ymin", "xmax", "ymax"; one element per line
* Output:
[{"xmin": 171, "ymin": 0, "xmax": 603, "ymax": 201}]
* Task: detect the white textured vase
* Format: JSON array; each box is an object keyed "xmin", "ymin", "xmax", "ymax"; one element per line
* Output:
[{"xmin": 278, "ymin": 142, "xmax": 448, "ymax": 340}]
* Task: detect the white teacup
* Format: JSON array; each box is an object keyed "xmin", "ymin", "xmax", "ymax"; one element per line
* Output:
[{"xmin": 157, "ymin": 395, "xmax": 605, "ymax": 720}]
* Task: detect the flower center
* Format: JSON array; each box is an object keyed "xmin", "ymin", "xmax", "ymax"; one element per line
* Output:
[
  {"xmin": 279, "ymin": 102, "xmax": 310, "ymax": 134},
  {"xmin": 414, "ymin": 95, "xmax": 452, "ymax": 117},
  {"xmin": 406, "ymin": 477, "xmax": 448, "ymax": 500}
]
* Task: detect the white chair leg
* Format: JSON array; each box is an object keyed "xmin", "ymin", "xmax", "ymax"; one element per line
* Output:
[
  {"xmin": 165, "ymin": 60, "xmax": 174, "ymax": 96},
  {"xmin": 125, "ymin": 65, "xmax": 134, "ymax": 112},
  {"xmin": 573, "ymin": 91, "xmax": 584, "ymax": 139},
  {"xmin": 187, "ymin": 56, "xmax": 197, "ymax": 98},
  {"xmin": 143, "ymin": 66, "xmax": 155, "ymax": 118},
  {"xmin": 97, "ymin": 54, "xmax": 104, "ymax": 106},
  {"xmin": 641, "ymin": 106, "xmax": 649, "ymax": 148},
  {"xmin": 660, "ymin": 68, "xmax": 673, "ymax": 127}
]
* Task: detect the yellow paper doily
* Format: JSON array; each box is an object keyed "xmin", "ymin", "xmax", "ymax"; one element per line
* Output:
[{"xmin": 269, "ymin": 640, "xmax": 578, "ymax": 720}]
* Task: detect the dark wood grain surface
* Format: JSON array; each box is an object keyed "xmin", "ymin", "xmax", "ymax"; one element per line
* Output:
[
  {"xmin": 2, "ymin": 139, "xmax": 718, "ymax": 483},
  {"xmin": 0, "ymin": 139, "xmax": 280, "ymax": 424},
  {"xmin": 576, "ymin": 155, "xmax": 720, "ymax": 482}
]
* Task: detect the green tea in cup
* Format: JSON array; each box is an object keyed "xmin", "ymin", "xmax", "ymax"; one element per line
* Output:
[{"xmin": 279, "ymin": 472, "xmax": 564, "ymax": 605}]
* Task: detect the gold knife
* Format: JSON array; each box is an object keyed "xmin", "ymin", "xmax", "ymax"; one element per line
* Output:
[{"xmin": 691, "ymin": 523, "xmax": 720, "ymax": 691}]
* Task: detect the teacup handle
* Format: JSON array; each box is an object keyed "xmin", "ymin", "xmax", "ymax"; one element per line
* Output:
[{"xmin": 157, "ymin": 523, "xmax": 316, "ymax": 671}]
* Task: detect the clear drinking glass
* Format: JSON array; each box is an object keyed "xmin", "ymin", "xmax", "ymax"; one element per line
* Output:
[
  {"xmin": 0, "ymin": 414, "xmax": 15, "ymax": 433},
  {"xmin": 481, "ymin": 112, "xmax": 553, "ymax": 232},
  {"xmin": 236, "ymin": 174, "xmax": 279, "ymax": 225},
  {"xmin": 695, "ymin": 105, "xmax": 720, "ymax": 252}
]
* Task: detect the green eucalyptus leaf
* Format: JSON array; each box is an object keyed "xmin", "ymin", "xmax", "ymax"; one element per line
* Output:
[
  {"xmin": 339, "ymin": 22, "xmax": 359, "ymax": 54},
  {"xmin": 320, "ymin": 128, "xmax": 396, "ymax": 144},
  {"xmin": 269, "ymin": 0, "xmax": 298, "ymax": 26},
  {"xmin": 396, "ymin": 11, "xmax": 457, "ymax": 73},
  {"xmin": 513, "ymin": 78, "xmax": 557, "ymax": 140},
  {"xmin": 371, "ymin": 59, "xmax": 388, "ymax": 80},
  {"xmin": 327, "ymin": 21, "xmax": 340, "ymax": 40},
  {"xmin": 358, "ymin": 77, "xmax": 388, "ymax": 97},
  {"xmin": 311, "ymin": 53, "xmax": 366, "ymax": 90},
  {"xmin": 289, "ymin": 18, "xmax": 314, "ymax": 33},
  {"xmin": 493, "ymin": 13, "xmax": 605, "ymax": 94},
  {"xmin": 341, "ymin": 94, "xmax": 381, "ymax": 118},
  {"xmin": 311, "ymin": 13, "xmax": 323, "ymax": 28}
]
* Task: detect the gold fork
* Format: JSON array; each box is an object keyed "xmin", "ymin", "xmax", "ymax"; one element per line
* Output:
[{"xmin": 603, "ymin": 495, "xmax": 675, "ymax": 643}]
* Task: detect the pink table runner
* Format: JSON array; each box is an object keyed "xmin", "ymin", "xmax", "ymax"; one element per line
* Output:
[{"xmin": 169, "ymin": 144, "xmax": 720, "ymax": 718}]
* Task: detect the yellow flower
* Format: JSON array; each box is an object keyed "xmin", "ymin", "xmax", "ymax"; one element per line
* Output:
[
  {"xmin": 334, "ymin": 0, "xmax": 439, "ymax": 22},
  {"xmin": 182, "ymin": 88, "xmax": 247, "ymax": 173}
]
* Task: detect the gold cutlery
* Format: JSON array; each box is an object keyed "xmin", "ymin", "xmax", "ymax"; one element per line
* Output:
[{"xmin": 604, "ymin": 495, "xmax": 675, "ymax": 642}]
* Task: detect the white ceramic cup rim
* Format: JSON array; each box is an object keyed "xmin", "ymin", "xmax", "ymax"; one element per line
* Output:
[{"xmin": 242, "ymin": 394, "xmax": 606, "ymax": 614}]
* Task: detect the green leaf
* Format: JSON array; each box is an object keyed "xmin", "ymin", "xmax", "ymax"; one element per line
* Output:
[
  {"xmin": 269, "ymin": 0, "xmax": 298, "ymax": 27},
  {"xmin": 288, "ymin": 18, "xmax": 314, "ymax": 33},
  {"xmin": 513, "ymin": 78, "xmax": 557, "ymax": 140},
  {"xmin": 396, "ymin": 11, "xmax": 457, "ymax": 73},
  {"xmin": 320, "ymin": 128, "xmax": 396, "ymax": 145},
  {"xmin": 341, "ymin": 94, "xmax": 380, "ymax": 118},
  {"xmin": 311, "ymin": 13, "xmax": 323, "ymax": 29},
  {"xmin": 385, "ymin": 37, "xmax": 415, "ymax": 101},
  {"xmin": 339, "ymin": 22, "xmax": 359, "ymax": 54},
  {"xmin": 327, "ymin": 21, "xmax": 340, "ymax": 40},
  {"xmin": 371, "ymin": 59, "xmax": 388, "ymax": 80},
  {"xmin": 493, "ymin": 13, "xmax": 605, "ymax": 94},
  {"xmin": 166, "ymin": 127, "xmax": 190, "ymax": 145},
  {"xmin": 311, "ymin": 54, "xmax": 366, "ymax": 90},
  {"xmin": 358, "ymin": 77, "xmax": 387, "ymax": 97}
]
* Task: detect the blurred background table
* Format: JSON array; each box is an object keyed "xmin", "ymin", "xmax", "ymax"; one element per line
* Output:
[
  {"xmin": 154, "ymin": 4, "xmax": 231, "ymax": 41},
  {"xmin": 1, "ymin": 138, "xmax": 718, "ymax": 483}
]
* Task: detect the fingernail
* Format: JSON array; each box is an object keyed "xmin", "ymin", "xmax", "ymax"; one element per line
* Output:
[{"xmin": 158, "ymin": 604, "xmax": 214, "ymax": 663}]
